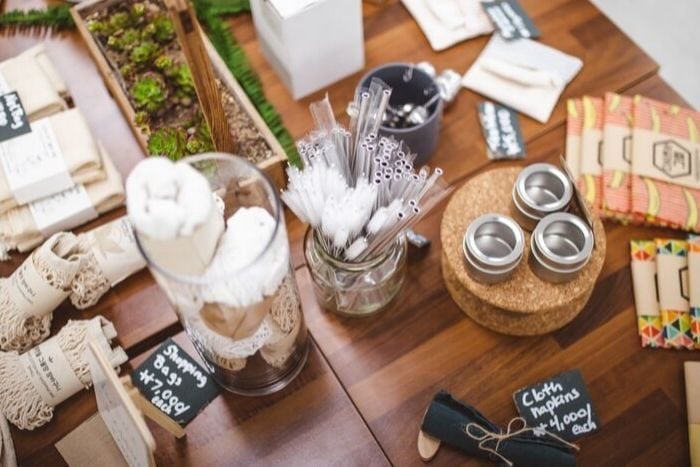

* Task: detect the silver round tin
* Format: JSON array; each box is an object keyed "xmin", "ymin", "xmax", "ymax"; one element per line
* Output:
[
  {"xmin": 463, "ymin": 214, "xmax": 525, "ymax": 284},
  {"xmin": 529, "ymin": 212, "xmax": 594, "ymax": 283},
  {"xmin": 512, "ymin": 163, "xmax": 573, "ymax": 231}
]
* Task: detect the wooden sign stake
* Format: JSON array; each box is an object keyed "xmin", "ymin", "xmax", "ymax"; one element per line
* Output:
[
  {"xmin": 166, "ymin": 0, "xmax": 237, "ymax": 154},
  {"xmin": 121, "ymin": 376, "xmax": 187, "ymax": 439}
]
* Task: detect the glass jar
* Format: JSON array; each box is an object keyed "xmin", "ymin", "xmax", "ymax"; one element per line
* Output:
[
  {"xmin": 304, "ymin": 229, "xmax": 407, "ymax": 317},
  {"xmin": 135, "ymin": 153, "xmax": 308, "ymax": 396}
]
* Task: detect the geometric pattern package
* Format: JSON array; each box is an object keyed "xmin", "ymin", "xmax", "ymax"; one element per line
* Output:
[
  {"xmin": 655, "ymin": 239, "xmax": 693, "ymax": 349},
  {"xmin": 689, "ymin": 235, "xmax": 700, "ymax": 348},
  {"xmin": 630, "ymin": 240, "xmax": 663, "ymax": 348}
]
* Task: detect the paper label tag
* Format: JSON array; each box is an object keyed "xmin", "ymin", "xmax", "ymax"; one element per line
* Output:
[
  {"xmin": 580, "ymin": 129, "xmax": 602, "ymax": 175},
  {"xmin": 0, "ymin": 117, "xmax": 73, "ymax": 204},
  {"xmin": 29, "ymin": 184, "xmax": 98, "ymax": 238},
  {"xmin": 690, "ymin": 240, "xmax": 700, "ymax": 307},
  {"xmin": 87, "ymin": 217, "xmax": 145, "ymax": 286},
  {"xmin": 0, "ymin": 71, "xmax": 10, "ymax": 95},
  {"xmin": 630, "ymin": 259, "xmax": 659, "ymax": 317},
  {"xmin": 0, "ymin": 92, "xmax": 31, "ymax": 143},
  {"xmin": 632, "ymin": 128, "xmax": 700, "ymax": 189},
  {"xmin": 481, "ymin": 0, "xmax": 540, "ymax": 41},
  {"xmin": 602, "ymin": 123, "xmax": 632, "ymax": 172},
  {"xmin": 478, "ymin": 101, "xmax": 525, "ymax": 160},
  {"xmin": 19, "ymin": 336, "xmax": 84, "ymax": 406},
  {"xmin": 8, "ymin": 255, "xmax": 68, "ymax": 319},
  {"xmin": 657, "ymin": 250, "xmax": 690, "ymax": 311}
]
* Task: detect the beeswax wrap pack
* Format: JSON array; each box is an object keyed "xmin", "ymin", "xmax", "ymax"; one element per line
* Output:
[
  {"xmin": 565, "ymin": 98, "xmax": 583, "ymax": 182},
  {"xmin": 579, "ymin": 96, "xmax": 603, "ymax": 212},
  {"xmin": 630, "ymin": 240, "xmax": 663, "ymax": 348},
  {"xmin": 655, "ymin": 239, "xmax": 692, "ymax": 349},
  {"xmin": 602, "ymin": 93, "xmax": 634, "ymax": 221}
]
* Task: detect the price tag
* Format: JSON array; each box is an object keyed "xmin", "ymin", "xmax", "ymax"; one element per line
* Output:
[
  {"xmin": 481, "ymin": 0, "xmax": 540, "ymax": 41},
  {"xmin": 0, "ymin": 91, "xmax": 31, "ymax": 143},
  {"xmin": 131, "ymin": 339, "xmax": 220, "ymax": 426},
  {"xmin": 513, "ymin": 369, "xmax": 600, "ymax": 440},
  {"xmin": 478, "ymin": 101, "xmax": 525, "ymax": 160}
]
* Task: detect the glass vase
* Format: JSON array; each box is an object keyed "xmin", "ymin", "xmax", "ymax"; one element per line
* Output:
[
  {"xmin": 304, "ymin": 229, "xmax": 407, "ymax": 317},
  {"xmin": 136, "ymin": 153, "xmax": 308, "ymax": 396}
]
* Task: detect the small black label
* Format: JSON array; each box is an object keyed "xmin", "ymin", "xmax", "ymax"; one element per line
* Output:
[
  {"xmin": 513, "ymin": 369, "xmax": 600, "ymax": 440},
  {"xmin": 132, "ymin": 338, "xmax": 220, "ymax": 426},
  {"xmin": 481, "ymin": 0, "xmax": 540, "ymax": 41},
  {"xmin": 478, "ymin": 101, "xmax": 525, "ymax": 160},
  {"xmin": 0, "ymin": 92, "xmax": 31, "ymax": 143}
]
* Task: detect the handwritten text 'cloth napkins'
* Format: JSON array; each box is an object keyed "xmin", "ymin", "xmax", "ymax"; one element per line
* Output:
[
  {"xmin": 402, "ymin": 0, "xmax": 493, "ymax": 51},
  {"xmin": 462, "ymin": 34, "xmax": 582, "ymax": 123}
]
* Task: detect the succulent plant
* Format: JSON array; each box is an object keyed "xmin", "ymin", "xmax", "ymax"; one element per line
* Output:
[
  {"xmin": 130, "ymin": 2, "xmax": 146, "ymax": 19},
  {"xmin": 151, "ymin": 15, "xmax": 175, "ymax": 43},
  {"xmin": 130, "ymin": 40, "xmax": 159, "ymax": 65},
  {"xmin": 186, "ymin": 122, "xmax": 214, "ymax": 154},
  {"xmin": 87, "ymin": 19, "xmax": 108, "ymax": 35},
  {"xmin": 154, "ymin": 55, "xmax": 173, "ymax": 70},
  {"xmin": 131, "ymin": 74, "xmax": 167, "ymax": 113},
  {"xmin": 169, "ymin": 64, "xmax": 195, "ymax": 96},
  {"xmin": 119, "ymin": 63, "xmax": 136, "ymax": 80},
  {"xmin": 108, "ymin": 12, "xmax": 130, "ymax": 31},
  {"xmin": 147, "ymin": 127, "xmax": 188, "ymax": 160},
  {"xmin": 120, "ymin": 28, "xmax": 141, "ymax": 50},
  {"xmin": 134, "ymin": 110, "xmax": 150, "ymax": 127}
]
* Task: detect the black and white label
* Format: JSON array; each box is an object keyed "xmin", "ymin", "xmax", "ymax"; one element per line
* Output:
[
  {"xmin": 478, "ymin": 101, "xmax": 525, "ymax": 159},
  {"xmin": 29, "ymin": 184, "xmax": 98, "ymax": 237},
  {"xmin": 481, "ymin": 0, "xmax": 540, "ymax": 40},
  {"xmin": 0, "ymin": 92, "xmax": 31, "ymax": 143},
  {"xmin": 132, "ymin": 339, "xmax": 220, "ymax": 425},
  {"xmin": 513, "ymin": 369, "xmax": 600, "ymax": 440},
  {"xmin": 0, "ymin": 117, "xmax": 73, "ymax": 204}
]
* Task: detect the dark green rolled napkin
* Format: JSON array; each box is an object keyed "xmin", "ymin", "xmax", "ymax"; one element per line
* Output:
[{"xmin": 421, "ymin": 391, "xmax": 578, "ymax": 467}]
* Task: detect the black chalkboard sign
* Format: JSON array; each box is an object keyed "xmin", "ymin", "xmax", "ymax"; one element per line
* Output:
[
  {"xmin": 478, "ymin": 101, "xmax": 525, "ymax": 160},
  {"xmin": 131, "ymin": 338, "xmax": 220, "ymax": 426},
  {"xmin": 513, "ymin": 369, "xmax": 600, "ymax": 440},
  {"xmin": 0, "ymin": 92, "xmax": 31, "ymax": 143},
  {"xmin": 481, "ymin": 0, "xmax": 540, "ymax": 41}
]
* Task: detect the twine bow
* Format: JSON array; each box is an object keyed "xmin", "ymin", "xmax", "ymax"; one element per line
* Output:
[{"xmin": 464, "ymin": 417, "xmax": 580, "ymax": 467}]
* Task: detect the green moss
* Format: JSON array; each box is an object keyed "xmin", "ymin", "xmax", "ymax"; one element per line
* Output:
[
  {"xmin": 147, "ymin": 127, "xmax": 188, "ymax": 160},
  {"xmin": 130, "ymin": 40, "xmax": 159, "ymax": 64},
  {"xmin": 132, "ymin": 74, "xmax": 167, "ymax": 113}
]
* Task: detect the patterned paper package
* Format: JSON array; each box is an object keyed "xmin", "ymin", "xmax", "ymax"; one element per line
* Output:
[
  {"xmin": 630, "ymin": 240, "xmax": 663, "ymax": 348},
  {"xmin": 631, "ymin": 96, "xmax": 700, "ymax": 232},
  {"xmin": 689, "ymin": 235, "xmax": 700, "ymax": 348},
  {"xmin": 565, "ymin": 98, "xmax": 583, "ymax": 182},
  {"xmin": 579, "ymin": 96, "xmax": 604, "ymax": 212},
  {"xmin": 602, "ymin": 93, "xmax": 634, "ymax": 221},
  {"xmin": 656, "ymin": 239, "xmax": 693, "ymax": 349}
]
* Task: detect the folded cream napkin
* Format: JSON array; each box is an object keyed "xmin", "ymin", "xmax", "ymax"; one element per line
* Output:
[
  {"xmin": 0, "ymin": 48, "xmax": 66, "ymax": 121},
  {"xmin": 402, "ymin": 0, "xmax": 493, "ymax": 51},
  {"xmin": 462, "ymin": 35, "xmax": 583, "ymax": 123},
  {"xmin": 0, "ymin": 145, "xmax": 123, "ymax": 257},
  {"xmin": 0, "ymin": 108, "xmax": 106, "ymax": 213},
  {"xmin": 18, "ymin": 44, "xmax": 69, "ymax": 98}
]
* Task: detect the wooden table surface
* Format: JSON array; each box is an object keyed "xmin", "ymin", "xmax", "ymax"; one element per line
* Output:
[{"xmin": 1, "ymin": 0, "xmax": 696, "ymax": 465}]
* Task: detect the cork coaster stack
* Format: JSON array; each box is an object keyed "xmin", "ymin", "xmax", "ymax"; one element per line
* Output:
[{"xmin": 440, "ymin": 167, "xmax": 606, "ymax": 336}]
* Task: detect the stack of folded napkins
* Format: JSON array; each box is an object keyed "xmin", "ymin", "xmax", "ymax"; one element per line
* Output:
[
  {"xmin": 402, "ymin": 0, "xmax": 493, "ymax": 51},
  {"xmin": 0, "ymin": 46, "xmax": 125, "ymax": 259},
  {"xmin": 566, "ymin": 93, "xmax": 700, "ymax": 232},
  {"xmin": 462, "ymin": 34, "xmax": 582, "ymax": 123},
  {"xmin": 630, "ymin": 236, "xmax": 699, "ymax": 350}
]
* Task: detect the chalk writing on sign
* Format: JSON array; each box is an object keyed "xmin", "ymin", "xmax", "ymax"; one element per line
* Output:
[
  {"xmin": 0, "ymin": 92, "xmax": 30, "ymax": 142},
  {"xmin": 513, "ymin": 369, "xmax": 600, "ymax": 440}
]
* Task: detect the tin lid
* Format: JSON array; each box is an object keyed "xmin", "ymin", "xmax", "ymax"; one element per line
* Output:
[
  {"xmin": 513, "ymin": 163, "xmax": 573, "ymax": 218},
  {"xmin": 531, "ymin": 212, "xmax": 593, "ymax": 271},
  {"xmin": 463, "ymin": 214, "xmax": 524, "ymax": 271}
]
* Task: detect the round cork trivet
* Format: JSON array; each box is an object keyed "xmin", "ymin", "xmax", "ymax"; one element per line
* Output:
[{"xmin": 440, "ymin": 167, "xmax": 606, "ymax": 335}]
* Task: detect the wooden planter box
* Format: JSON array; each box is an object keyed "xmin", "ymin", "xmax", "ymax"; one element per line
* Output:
[{"xmin": 71, "ymin": 0, "xmax": 288, "ymax": 189}]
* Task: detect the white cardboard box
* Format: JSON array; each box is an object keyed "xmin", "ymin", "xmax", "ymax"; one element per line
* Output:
[{"xmin": 250, "ymin": 0, "xmax": 365, "ymax": 100}]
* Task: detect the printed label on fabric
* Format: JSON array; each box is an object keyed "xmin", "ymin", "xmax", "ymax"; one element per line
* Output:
[
  {"xmin": 29, "ymin": 184, "xmax": 98, "ymax": 237},
  {"xmin": 0, "ymin": 92, "xmax": 31, "ymax": 142},
  {"xmin": 633, "ymin": 128, "xmax": 700, "ymax": 189},
  {"xmin": 0, "ymin": 117, "xmax": 73, "ymax": 204},
  {"xmin": 19, "ymin": 337, "xmax": 84, "ymax": 406},
  {"xmin": 87, "ymin": 216, "xmax": 146, "ymax": 286},
  {"xmin": 9, "ymin": 255, "xmax": 68, "ymax": 319},
  {"xmin": 481, "ymin": 0, "xmax": 540, "ymax": 41}
]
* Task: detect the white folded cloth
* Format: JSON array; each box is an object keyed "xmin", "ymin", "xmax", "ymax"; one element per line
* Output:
[
  {"xmin": 402, "ymin": 0, "xmax": 493, "ymax": 51},
  {"xmin": 0, "ymin": 45, "xmax": 67, "ymax": 121},
  {"xmin": 126, "ymin": 157, "xmax": 224, "ymax": 276},
  {"xmin": 462, "ymin": 35, "xmax": 583, "ymax": 123}
]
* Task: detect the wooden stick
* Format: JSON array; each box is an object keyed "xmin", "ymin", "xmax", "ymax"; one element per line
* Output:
[
  {"xmin": 121, "ymin": 376, "xmax": 187, "ymax": 439},
  {"xmin": 166, "ymin": 0, "xmax": 236, "ymax": 154}
]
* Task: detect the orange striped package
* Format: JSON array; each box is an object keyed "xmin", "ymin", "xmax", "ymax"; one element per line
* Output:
[
  {"xmin": 602, "ymin": 93, "xmax": 634, "ymax": 221},
  {"xmin": 565, "ymin": 98, "xmax": 583, "ymax": 182},
  {"xmin": 579, "ymin": 96, "xmax": 604, "ymax": 213},
  {"xmin": 630, "ymin": 96, "xmax": 700, "ymax": 232}
]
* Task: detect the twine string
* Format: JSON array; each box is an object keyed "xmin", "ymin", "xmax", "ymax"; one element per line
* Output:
[{"xmin": 464, "ymin": 417, "xmax": 580, "ymax": 467}]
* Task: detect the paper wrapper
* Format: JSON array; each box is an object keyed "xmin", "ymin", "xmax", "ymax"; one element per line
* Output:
[
  {"xmin": 631, "ymin": 96, "xmax": 700, "ymax": 232},
  {"xmin": 0, "ymin": 145, "xmax": 123, "ymax": 256},
  {"xmin": 602, "ymin": 93, "xmax": 635, "ymax": 221},
  {"xmin": 630, "ymin": 240, "xmax": 663, "ymax": 348},
  {"xmin": 18, "ymin": 45, "xmax": 68, "ymax": 98},
  {"xmin": 565, "ymin": 99, "xmax": 583, "ymax": 182},
  {"xmin": 578, "ymin": 96, "xmax": 603, "ymax": 212},
  {"xmin": 656, "ymin": 239, "xmax": 693, "ymax": 349},
  {"xmin": 689, "ymin": 236, "xmax": 700, "ymax": 348},
  {"xmin": 0, "ymin": 109, "xmax": 106, "ymax": 214}
]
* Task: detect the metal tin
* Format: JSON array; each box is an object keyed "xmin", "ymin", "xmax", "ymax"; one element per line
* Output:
[
  {"xmin": 463, "ymin": 214, "xmax": 525, "ymax": 284},
  {"xmin": 511, "ymin": 163, "xmax": 573, "ymax": 231},
  {"xmin": 529, "ymin": 212, "xmax": 594, "ymax": 283}
]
